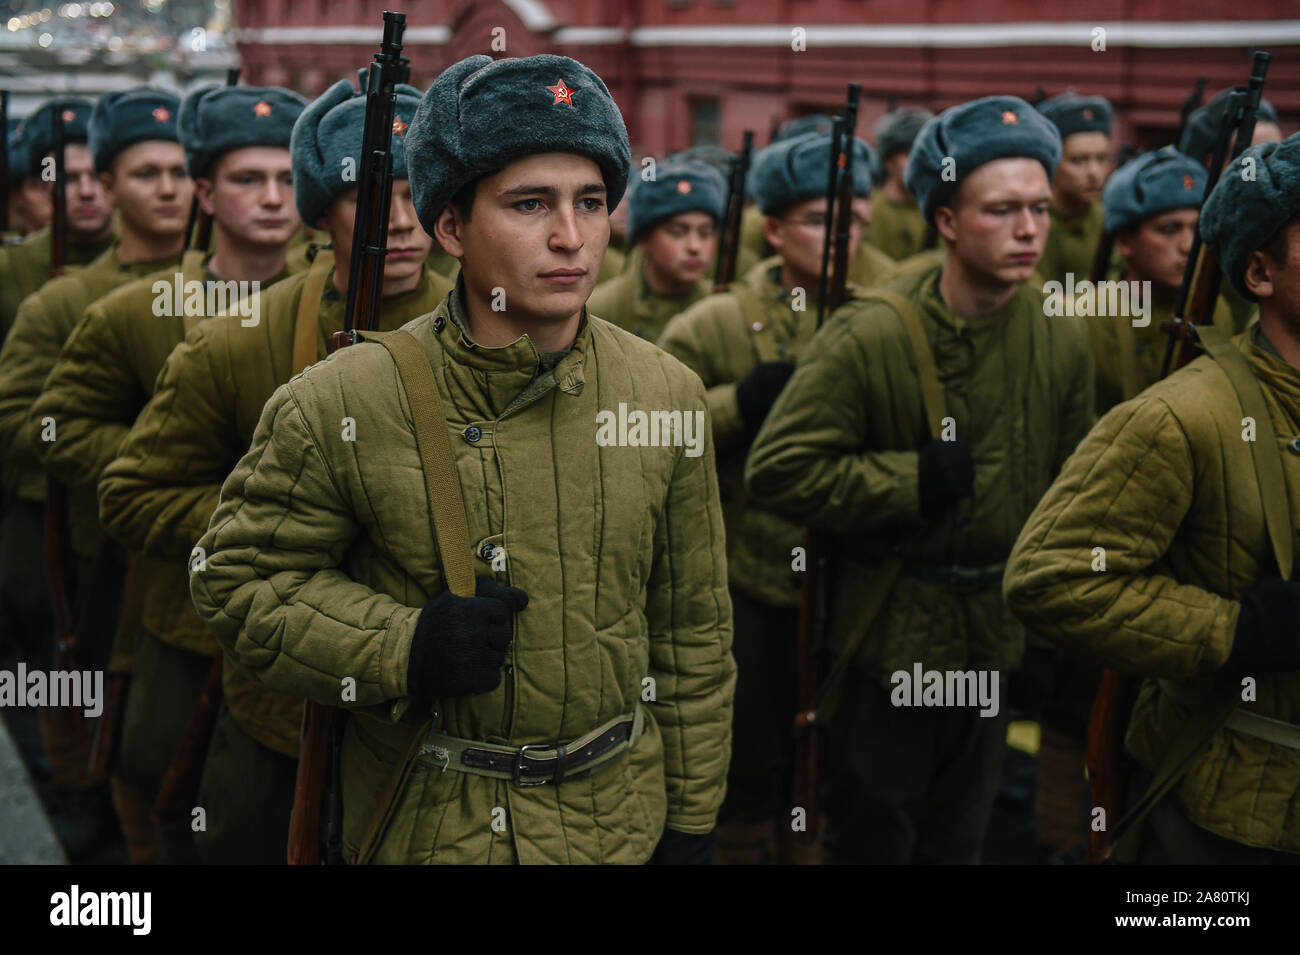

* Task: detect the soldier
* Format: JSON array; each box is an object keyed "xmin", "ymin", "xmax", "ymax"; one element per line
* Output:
[
  {"xmin": 656, "ymin": 129, "xmax": 874, "ymax": 864},
  {"xmin": 586, "ymin": 158, "xmax": 725, "ymax": 341},
  {"xmin": 745, "ymin": 96, "xmax": 1095, "ymax": 864},
  {"xmin": 1180, "ymin": 88, "xmax": 1284, "ymax": 333},
  {"xmin": 0, "ymin": 90, "xmax": 190, "ymax": 834},
  {"xmin": 30, "ymin": 84, "xmax": 308, "ymax": 864},
  {"xmin": 1034, "ymin": 93, "xmax": 1113, "ymax": 290},
  {"xmin": 180, "ymin": 52, "xmax": 734, "ymax": 865},
  {"xmin": 869, "ymin": 107, "xmax": 932, "ymax": 261},
  {"xmin": 1004, "ymin": 133, "xmax": 1300, "ymax": 863},
  {"xmin": 0, "ymin": 98, "xmax": 115, "ymax": 342},
  {"xmin": 1080, "ymin": 146, "xmax": 1234, "ymax": 412},
  {"xmin": 98, "ymin": 78, "xmax": 448, "ymax": 865},
  {"xmin": 4, "ymin": 117, "xmax": 36, "ymax": 240}
]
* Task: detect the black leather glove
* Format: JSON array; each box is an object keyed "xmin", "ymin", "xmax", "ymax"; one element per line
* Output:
[
  {"xmin": 648, "ymin": 827, "xmax": 717, "ymax": 865},
  {"xmin": 1226, "ymin": 577, "xmax": 1300, "ymax": 673},
  {"xmin": 735, "ymin": 360, "xmax": 796, "ymax": 441},
  {"xmin": 406, "ymin": 576, "xmax": 529, "ymax": 707},
  {"xmin": 917, "ymin": 437, "xmax": 974, "ymax": 519}
]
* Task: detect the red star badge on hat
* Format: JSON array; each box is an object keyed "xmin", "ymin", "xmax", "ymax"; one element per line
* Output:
[
  {"xmin": 1001, "ymin": 110, "xmax": 1019, "ymax": 125},
  {"xmin": 548, "ymin": 79, "xmax": 575, "ymax": 107},
  {"xmin": 152, "ymin": 107, "xmax": 171, "ymax": 123},
  {"xmin": 254, "ymin": 100, "xmax": 272, "ymax": 117},
  {"xmin": 1083, "ymin": 107, "xmax": 1094, "ymax": 120},
  {"xmin": 61, "ymin": 109, "xmax": 75, "ymax": 123},
  {"xmin": 392, "ymin": 116, "xmax": 408, "ymax": 136},
  {"xmin": 1183, "ymin": 174, "xmax": 1195, "ymax": 190},
  {"xmin": 676, "ymin": 179, "xmax": 692, "ymax": 195}
]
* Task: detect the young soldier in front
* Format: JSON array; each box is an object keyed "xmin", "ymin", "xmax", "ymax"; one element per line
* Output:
[
  {"xmin": 745, "ymin": 97, "xmax": 1095, "ymax": 864},
  {"xmin": 31, "ymin": 84, "xmax": 307, "ymax": 863},
  {"xmin": 97, "ymin": 79, "xmax": 446, "ymax": 864},
  {"xmin": 1004, "ymin": 135, "xmax": 1300, "ymax": 863},
  {"xmin": 188, "ymin": 54, "xmax": 735, "ymax": 865},
  {"xmin": 1033, "ymin": 92, "xmax": 1113, "ymax": 290},
  {"xmin": 586, "ymin": 158, "xmax": 724, "ymax": 342}
]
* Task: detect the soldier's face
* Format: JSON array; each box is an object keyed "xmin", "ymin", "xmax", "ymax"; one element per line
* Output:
[
  {"xmin": 764, "ymin": 196, "xmax": 867, "ymax": 290},
  {"xmin": 197, "ymin": 146, "xmax": 298, "ymax": 250},
  {"xmin": 1055, "ymin": 132, "xmax": 1111, "ymax": 206},
  {"xmin": 322, "ymin": 180, "xmax": 433, "ymax": 297},
  {"xmin": 1115, "ymin": 208, "xmax": 1199, "ymax": 293},
  {"xmin": 437, "ymin": 152, "xmax": 610, "ymax": 325},
  {"xmin": 102, "ymin": 140, "xmax": 192, "ymax": 240},
  {"xmin": 638, "ymin": 212, "xmax": 718, "ymax": 290},
  {"xmin": 938, "ymin": 158, "xmax": 1051, "ymax": 287},
  {"xmin": 63, "ymin": 143, "xmax": 115, "ymax": 236}
]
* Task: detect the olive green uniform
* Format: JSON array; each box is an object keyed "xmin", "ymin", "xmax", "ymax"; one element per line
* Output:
[
  {"xmin": 0, "ymin": 228, "xmax": 113, "ymax": 343},
  {"xmin": 1005, "ymin": 323, "xmax": 1300, "ymax": 860},
  {"xmin": 1037, "ymin": 202, "xmax": 1104, "ymax": 289},
  {"xmin": 99, "ymin": 264, "xmax": 450, "ymax": 863},
  {"xmin": 745, "ymin": 259, "xmax": 1095, "ymax": 863},
  {"xmin": 868, "ymin": 190, "xmax": 927, "ymax": 262},
  {"xmin": 586, "ymin": 267, "xmax": 710, "ymax": 343}
]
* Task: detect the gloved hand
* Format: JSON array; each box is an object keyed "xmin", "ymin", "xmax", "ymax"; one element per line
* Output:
[
  {"xmin": 1225, "ymin": 577, "xmax": 1300, "ymax": 673},
  {"xmin": 406, "ymin": 576, "xmax": 529, "ymax": 707},
  {"xmin": 917, "ymin": 437, "xmax": 974, "ymax": 519},
  {"xmin": 735, "ymin": 360, "xmax": 796, "ymax": 441},
  {"xmin": 648, "ymin": 827, "xmax": 717, "ymax": 865}
]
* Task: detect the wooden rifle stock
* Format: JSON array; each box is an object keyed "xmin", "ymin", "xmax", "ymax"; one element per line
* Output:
[
  {"xmin": 288, "ymin": 11, "xmax": 406, "ymax": 866},
  {"xmin": 50, "ymin": 104, "xmax": 67, "ymax": 275},
  {"xmin": 43, "ymin": 478, "xmax": 81, "ymax": 743},
  {"xmin": 712, "ymin": 131, "xmax": 753, "ymax": 291},
  {"xmin": 87, "ymin": 556, "xmax": 145, "ymax": 782},
  {"xmin": 153, "ymin": 653, "xmax": 223, "ymax": 822}
]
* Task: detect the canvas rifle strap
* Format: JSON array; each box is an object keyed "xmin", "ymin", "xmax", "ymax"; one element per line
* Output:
[
  {"xmin": 291, "ymin": 260, "xmax": 333, "ymax": 374},
  {"xmin": 813, "ymin": 289, "xmax": 940, "ymax": 722},
  {"xmin": 351, "ymin": 327, "xmax": 476, "ymax": 865},
  {"xmin": 1109, "ymin": 323, "xmax": 1294, "ymax": 854}
]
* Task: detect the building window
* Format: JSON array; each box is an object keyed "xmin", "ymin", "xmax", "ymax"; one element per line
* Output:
[{"xmin": 689, "ymin": 97, "xmax": 720, "ymax": 146}]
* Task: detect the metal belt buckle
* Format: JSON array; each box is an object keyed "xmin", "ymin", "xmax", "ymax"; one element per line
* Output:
[{"xmin": 514, "ymin": 743, "xmax": 553, "ymax": 787}]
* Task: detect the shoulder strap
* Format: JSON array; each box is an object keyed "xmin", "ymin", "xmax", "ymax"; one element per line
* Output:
[
  {"xmin": 347, "ymin": 326, "xmax": 475, "ymax": 865},
  {"xmin": 1109, "ymin": 325, "xmax": 1294, "ymax": 857},
  {"xmin": 180, "ymin": 251, "xmax": 211, "ymax": 335},
  {"xmin": 291, "ymin": 263, "xmax": 333, "ymax": 375},
  {"xmin": 812, "ymin": 289, "xmax": 947, "ymax": 722},
  {"xmin": 1112, "ymin": 317, "xmax": 1142, "ymax": 403},
  {"xmin": 730, "ymin": 281, "xmax": 782, "ymax": 364}
]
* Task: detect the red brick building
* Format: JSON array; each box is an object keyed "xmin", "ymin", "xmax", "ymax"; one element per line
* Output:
[{"xmin": 231, "ymin": 0, "xmax": 1298, "ymax": 154}]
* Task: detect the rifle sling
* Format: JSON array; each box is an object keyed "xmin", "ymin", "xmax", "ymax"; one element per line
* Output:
[
  {"xmin": 813, "ymin": 289, "xmax": 944, "ymax": 723},
  {"xmin": 1109, "ymin": 324, "xmax": 1294, "ymax": 853},
  {"xmin": 349, "ymin": 328, "xmax": 475, "ymax": 865},
  {"xmin": 291, "ymin": 260, "xmax": 333, "ymax": 375}
]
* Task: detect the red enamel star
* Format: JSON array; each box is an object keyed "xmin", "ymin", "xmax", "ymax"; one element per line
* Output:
[
  {"xmin": 253, "ymin": 100, "xmax": 272, "ymax": 117},
  {"xmin": 1183, "ymin": 174, "xmax": 1195, "ymax": 190},
  {"xmin": 152, "ymin": 107, "xmax": 171, "ymax": 123},
  {"xmin": 1082, "ymin": 107, "xmax": 1094, "ymax": 121},
  {"xmin": 61, "ymin": 109, "xmax": 75, "ymax": 123},
  {"xmin": 392, "ymin": 116, "xmax": 408, "ymax": 136},
  {"xmin": 676, "ymin": 179, "xmax": 692, "ymax": 195},
  {"xmin": 548, "ymin": 79, "xmax": 575, "ymax": 107},
  {"xmin": 1001, "ymin": 110, "xmax": 1018, "ymax": 125}
]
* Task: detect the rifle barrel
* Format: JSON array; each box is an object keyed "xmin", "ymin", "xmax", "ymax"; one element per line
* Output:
[{"xmin": 1, "ymin": 91, "xmax": 9, "ymax": 234}]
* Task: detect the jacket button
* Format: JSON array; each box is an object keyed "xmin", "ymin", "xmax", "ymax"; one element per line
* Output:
[
  {"xmin": 479, "ymin": 542, "xmax": 496, "ymax": 561},
  {"xmin": 1289, "ymin": 438, "xmax": 1300, "ymax": 456},
  {"xmin": 464, "ymin": 425, "xmax": 482, "ymax": 443},
  {"xmin": 433, "ymin": 315, "xmax": 445, "ymax": 332}
]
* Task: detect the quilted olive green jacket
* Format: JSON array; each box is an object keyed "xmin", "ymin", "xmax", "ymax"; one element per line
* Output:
[
  {"xmin": 745, "ymin": 259, "xmax": 1095, "ymax": 686},
  {"xmin": 98, "ymin": 264, "xmax": 451, "ymax": 756},
  {"xmin": 1005, "ymin": 326, "xmax": 1300, "ymax": 853},
  {"xmin": 189, "ymin": 288, "xmax": 735, "ymax": 864}
]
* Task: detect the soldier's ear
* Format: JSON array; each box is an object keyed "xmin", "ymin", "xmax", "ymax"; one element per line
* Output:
[
  {"xmin": 434, "ymin": 205, "xmax": 466, "ymax": 260},
  {"xmin": 761, "ymin": 215, "xmax": 783, "ymax": 254},
  {"xmin": 1242, "ymin": 250, "xmax": 1276, "ymax": 301},
  {"xmin": 934, "ymin": 204, "xmax": 959, "ymax": 245},
  {"xmin": 97, "ymin": 170, "xmax": 114, "ymax": 194},
  {"xmin": 194, "ymin": 178, "xmax": 216, "ymax": 217}
]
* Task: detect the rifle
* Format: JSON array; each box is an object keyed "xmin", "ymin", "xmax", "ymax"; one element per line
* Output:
[
  {"xmin": 1174, "ymin": 76, "xmax": 1208, "ymax": 148},
  {"xmin": 183, "ymin": 68, "xmax": 240, "ymax": 252},
  {"xmin": 1, "ymin": 91, "xmax": 9, "ymax": 234},
  {"xmin": 87, "ymin": 556, "xmax": 144, "ymax": 782},
  {"xmin": 288, "ymin": 10, "xmax": 406, "ymax": 866},
  {"xmin": 152, "ymin": 653, "xmax": 223, "ymax": 824},
  {"xmin": 50, "ymin": 103, "xmax": 67, "ymax": 274},
  {"xmin": 712, "ymin": 130, "xmax": 753, "ymax": 292},
  {"xmin": 1086, "ymin": 51, "xmax": 1270, "ymax": 866},
  {"xmin": 791, "ymin": 83, "xmax": 861, "ymax": 861}
]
